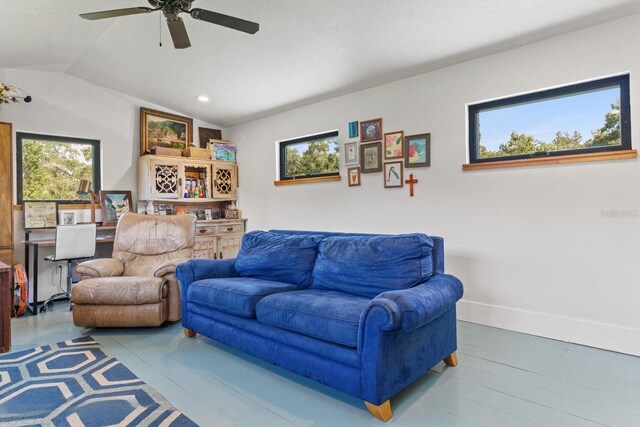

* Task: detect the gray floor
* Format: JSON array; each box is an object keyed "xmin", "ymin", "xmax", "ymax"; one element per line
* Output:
[{"xmin": 8, "ymin": 302, "xmax": 640, "ymax": 427}]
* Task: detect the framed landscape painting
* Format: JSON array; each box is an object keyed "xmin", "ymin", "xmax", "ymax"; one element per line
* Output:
[
  {"xmin": 360, "ymin": 118, "xmax": 382, "ymax": 143},
  {"xmin": 384, "ymin": 131, "xmax": 404, "ymax": 159},
  {"xmin": 360, "ymin": 141, "xmax": 382, "ymax": 173},
  {"xmin": 100, "ymin": 190, "xmax": 132, "ymax": 226},
  {"xmin": 140, "ymin": 107, "xmax": 193, "ymax": 155},
  {"xmin": 404, "ymin": 133, "xmax": 431, "ymax": 168}
]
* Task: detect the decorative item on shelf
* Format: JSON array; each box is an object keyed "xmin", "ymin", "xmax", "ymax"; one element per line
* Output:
[
  {"xmin": 140, "ymin": 107, "xmax": 193, "ymax": 156},
  {"xmin": 198, "ymin": 127, "xmax": 222, "ymax": 148},
  {"xmin": 23, "ymin": 201, "xmax": 58, "ymax": 229},
  {"xmin": 384, "ymin": 131, "xmax": 404, "ymax": 159},
  {"xmin": 225, "ymin": 201, "xmax": 239, "ymax": 219},
  {"xmin": 175, "ymin": 206, "xmax": 190, "ymax": 215},
  {"xmin": 204, "ymin": 209, "xmax": 213, "ymax": 220},
  {"xmin": 344, "ymin": 141, "xmax": 359, "ymax": 165},
  {"xmin": 99, "ymin": 190, "xmax": 133, "ymax": 226},
  {"xmin": 182, "ymin": 145, "xmax": 211, "ymax": 160},
  {"xmin": 347, "ymin": 166, "xmax": 361, "ymax": 187},
  {"xmin": 77, "ymin": 180, "xmax": 101, "ymax": 224},
  {"xmin": 146, "ymin": 200, "xmax": 155, "ymax": 215},
  {"xmin": 60, "ymin": 211, "xmax": 77, "ymax": 225},
  {"xmin": 210, "ymin": 140, "xmax": 237, "ymax": 162},
  {"xmin": 405, "ymin": 173, "xmax": 419, "ymax": 197},
  {"xmin": 157, "ymin": 204, "xmax": 174, "ymax": 215},
  {"xmin": 360, "ymin": 141, "xmax": 382, "ymax": 173},
  {"xmin": 348, "ymin": 121, "xmax": 359, "ymax": 138},
  {"xmin": 384, "ymin": 161, "xmax": 403, "ymax": 188},
  {"xmin": 154, "ymin": 146, "xmax": 183, "ymax": 157},
  {"xmin": 404, "ymin": 133, "xmax": 431, "ymax": 168},
  {"xmin": 360, "ymin": 118, "xmax": 382, "ymax": 143},
  {"xmin": 0, "ymin": 83, "xmax": 32, "ymax": 107}
]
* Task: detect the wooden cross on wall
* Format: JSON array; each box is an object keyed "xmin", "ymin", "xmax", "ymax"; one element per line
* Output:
[{"xmin": 405, "ymin": 173, "xmax": 418, "ymax": 197}]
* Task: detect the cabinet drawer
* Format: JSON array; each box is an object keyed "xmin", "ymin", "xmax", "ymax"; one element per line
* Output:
[
  {"xmin": 217, "ymin": 223, "xmax": 244, "ymax": 234},
  {"xmin": 196, "ymin": 226, "xmax": 219, "ymax": 235}
]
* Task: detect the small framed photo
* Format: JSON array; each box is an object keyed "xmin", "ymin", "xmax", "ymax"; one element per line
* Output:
[
  {"xmin": 60, "ymin": 211, "xmax": 76, "ymax": 225},
  {"xmin": 360, "ymin": 118, "xmax": 382, "ymax": 143},
  {"xmin": 205, "ymin": 209, "xmax": 213, "ymax": 220},
  {"xmin": 211, "ymin": 140, "xmax": 237, "ymax": 162},
  {"xmin": 347, "ymin": 166, "xmax": 361, "ymax": 186},
  {"xmin": 344, "ymin": 141, "xmax": 359, "ymax": 165},
  {"xmin": 348, "ymin": 121, "xmax": 359, "ymax": 138},
  {"xmin": 404, "ymin": 133, "xmax": 431, "ymax": 168},
  {"xmin": 360, "ymin": 141, "xmax": 382, "ymax": 173},
  {"xmin": 384, "ymin": 161, "xmax": 404, "ymax": 188},
  {"xmin": 384, "ymin": 131, "xmax": 404, "ymax": 159},
  {"xmin": 100, "ymin": 190, "xmax": 133, "ymax": 226},
  {"xmin": 23, "ymin": 201, "xmax": 58, "ymax": 229}
]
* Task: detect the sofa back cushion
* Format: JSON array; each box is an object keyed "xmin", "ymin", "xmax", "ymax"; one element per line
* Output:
[
  {"xmin": 311, "ymin": 234, "xmax": 434, "ymax": 298},
  {"xmin": 235, "ymin": 231, "xmax": 323, "ymax": 287}
]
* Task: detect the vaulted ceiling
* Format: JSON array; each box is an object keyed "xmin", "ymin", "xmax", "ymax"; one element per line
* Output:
[{"xmin": 2, "ymin": 0, "xmax": 639, "ymax": 127}]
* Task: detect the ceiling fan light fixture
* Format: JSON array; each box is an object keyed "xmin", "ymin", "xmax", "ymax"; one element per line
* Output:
[{"xmin": 197, "ymin": 95, "xmax": 210, "ymax": 102}]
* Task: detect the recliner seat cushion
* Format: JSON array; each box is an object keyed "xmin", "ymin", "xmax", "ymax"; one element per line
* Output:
[
  {"xmin": 311, "ymin": 234, "xmax": 434, "ymax": 298},
  {"xmin": 187, "ymin": 277, "xmax": 300, "ymax": 318},
  {"xmin": 235, "ymin": 231, "xmax": 323, "ymax": 287},
  {"xmin": 256, "ymin": 290, "xmax": 370, "ymax": 347}
]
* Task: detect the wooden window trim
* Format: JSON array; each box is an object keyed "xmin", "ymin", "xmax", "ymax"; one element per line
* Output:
[
  {"xmin": 273, "ymin": 175, "xmax": 341, "ymax": 186},
  {"xmin": 462, "ymin": 149, "xmax": 637, "ymax": 171}
]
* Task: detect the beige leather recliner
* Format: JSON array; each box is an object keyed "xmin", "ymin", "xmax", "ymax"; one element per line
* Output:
[{"xmin": 71, "ymin": 212, "xmax": 196, "ymax": 328}]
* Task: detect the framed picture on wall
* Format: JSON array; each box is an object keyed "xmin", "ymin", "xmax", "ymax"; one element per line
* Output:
[
  {"xmin": 344, "ymin": 141, "xmax": 359, "ymax": 165},
  {"xmin": 23, "ymin": 201, "xmax": 58, "ymax": 229},
  {"xmin": 404, "ymin": 133, "xmax": 431, "ymax": 168},
  {"xmin": 99, "ymin": 190, "xmax": 133, "ymax": 226},
  {"xmin": 384, "ymin": 161, "xmax": 403, "ymax": 188},
  {"xmin": 347, "ymin": 166, "xmax": 361, "ymax": 186},
  {"xmin": 360, "ymin": 118, "xmax": 382, "ymax": 143},
  {"xmin": 360, "ymin": 141, "xmax": 382, "ymax": 173},
  {"xmin": 60, "ymin": 211, "xmax": 76, "ymax": 225},
  {"xmin": 384, "ymin": 131, "xmax": 404, "ymax": 159},
  {"xmin": 140, "ymin": 107, "xmax": 193, "ymax": 155}
]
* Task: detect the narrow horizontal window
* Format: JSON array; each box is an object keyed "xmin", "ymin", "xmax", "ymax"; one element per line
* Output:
[
  {"xmin": 468, "ymin": 74, "xmax": 631, "ymax": 164},
  {"xmin": 278, "ymin": 131, "xmax": 339, "ymax": 181},
  {"xmin": 16, "ymin": 133, "xmax": 101, "ymax": 204}
]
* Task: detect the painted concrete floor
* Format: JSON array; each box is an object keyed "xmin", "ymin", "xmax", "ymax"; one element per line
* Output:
[{"xmin": 8, "ymin": 302, "xmax": 640, "ymax": 427}]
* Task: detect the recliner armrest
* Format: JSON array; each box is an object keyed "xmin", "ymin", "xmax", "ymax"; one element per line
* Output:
[
  {"xmin": 176, "ymin": 258, "xmax": 239, "ymax": 288},
  {"xmin": 75, "ymin": 258, "xmax": 125, "ymax": 278},
  {"xmin": 154, "ymin": 258, "xmax": 191, "ymax": 277}
]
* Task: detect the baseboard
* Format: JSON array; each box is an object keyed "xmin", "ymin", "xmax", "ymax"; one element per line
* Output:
[{"xmin": 457, "ymin": 300, "xmax": 640, "ymax": 357}]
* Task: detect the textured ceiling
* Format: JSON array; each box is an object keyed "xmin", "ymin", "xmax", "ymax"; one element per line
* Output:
[{"xmin": 2, "ymin": 0, "xmax": 639, "ymax": 126}]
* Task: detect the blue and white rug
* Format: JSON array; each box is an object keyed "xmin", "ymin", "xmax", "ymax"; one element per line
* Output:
[{"xmin": 0, "ymin": 336, "xmax": 197, "ymax": 426}]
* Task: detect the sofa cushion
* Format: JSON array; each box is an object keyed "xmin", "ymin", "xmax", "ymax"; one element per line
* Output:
[
  {"xmin": 256, "ymin": 290, "xmax": 370, "ymax": 347},
  {"xmin": 235, "ymin": 231, "xmax": 323, "ymax": 287},
  {"xmin": 311, "ymin": 234, "xmax": 434, "ymax": 298},
  {"xmin": 187, "ymin": 277, "xmax": 300, "ymax": 318}
]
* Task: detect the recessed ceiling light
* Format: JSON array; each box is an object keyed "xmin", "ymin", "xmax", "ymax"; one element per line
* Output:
[{"xmin": 197, "ymin": 95, "xmax": 209, "ymax": 102}]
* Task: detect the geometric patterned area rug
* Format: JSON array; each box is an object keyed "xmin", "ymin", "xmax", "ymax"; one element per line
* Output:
[{"xmin": 0, "ymin": 336, "xmax": 198, "ymax": 426}]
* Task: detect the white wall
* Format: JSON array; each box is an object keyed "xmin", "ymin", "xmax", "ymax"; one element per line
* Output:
[
  {"xmin": 229, "ymin": 15, "xmax": 640, "ymax": 356},
  {"xmin": 0, "ymin": 69, "xmax": 219, "ymax": 301}
]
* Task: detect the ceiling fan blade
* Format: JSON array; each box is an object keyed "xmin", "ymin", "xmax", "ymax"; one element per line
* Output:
[
  {"xmin": 190, "ymin": 8, "xmax": 259, "ymax": 34},
  {"xmin": 167, "ymin": 18, "xmax": 192, "ymax": 49},
  {"xmin": 80, "ymin": 7, "xmax": 154, "ymax": 20}
]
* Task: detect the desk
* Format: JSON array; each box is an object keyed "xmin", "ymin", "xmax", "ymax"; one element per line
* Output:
[
  {"xmin": 0, "ymin": 261, "xmax": 10, "ymax": 353},
  {"xmin": 24, "ymin": 234, "xmax": 114, "ymax": 315}
]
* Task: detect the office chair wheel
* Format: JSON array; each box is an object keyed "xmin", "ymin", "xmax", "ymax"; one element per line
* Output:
[{"xmin": 40, "ymin": 305, "xmax": 47, "ymax": 313}]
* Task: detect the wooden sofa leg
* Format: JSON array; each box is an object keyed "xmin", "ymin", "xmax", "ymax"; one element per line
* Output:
[
  {"xmin": 443, "ymin": 351, "xmax": 458, "ymax": 366},
  {"xmin": 183, "ymin": 328, "xmax": 197, "ymax": 338},
  {"xmin": 365, "ymin": 400, "xmax": 392, "ymax": 421}
]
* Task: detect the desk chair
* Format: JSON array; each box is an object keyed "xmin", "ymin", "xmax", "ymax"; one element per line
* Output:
[{"xmin": 41, "ymin": 224, "xmax": 97, "ymax": 313}]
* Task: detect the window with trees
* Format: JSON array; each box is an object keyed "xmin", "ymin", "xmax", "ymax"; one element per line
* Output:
[
  {"xmin": 16, "ymin": 133, "xmax": 101, "ymax": 203},
  {"xmin": 468, "ymin": 74, "xmax": 631, "ymax": 164},
  {"xmin": 278, "ymin": 130, "xmax": 339, "ymax": 181}
]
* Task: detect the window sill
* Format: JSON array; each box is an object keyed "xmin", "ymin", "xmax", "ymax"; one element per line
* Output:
[
  {"xmin": 274, "ymin": 175, "xmax": 341, "ymax": 186},
  {"xmin": 462, "ymin": 149, "xmax": 637, "ymax": 171}
]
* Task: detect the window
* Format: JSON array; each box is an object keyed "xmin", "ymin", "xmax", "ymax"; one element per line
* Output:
[
  {"xmin": 468, "ymin": 74, "xmax": 631, "ymax": 164},
  {"xmin": 278, "ymin": 130, "xmax": 339, "ymax": 181},
  {"xmin": 16, "ymin": 133, "xmax": 101, "ymax": 203}
]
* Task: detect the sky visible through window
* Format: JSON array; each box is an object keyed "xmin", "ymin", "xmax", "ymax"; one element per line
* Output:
[{"xmin": 478, "ymin": 87, "xmax": 619, "ymax": 151}]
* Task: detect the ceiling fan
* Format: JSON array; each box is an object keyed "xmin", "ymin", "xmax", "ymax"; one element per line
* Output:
[{"xmin": 80, "ymin": 0, "xmax": 259, "ymax": 49}]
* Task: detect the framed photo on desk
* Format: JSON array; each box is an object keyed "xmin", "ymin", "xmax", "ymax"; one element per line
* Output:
[{"xmin": 23, "ymin": 201, "xmax": 58, "ymax": 229}]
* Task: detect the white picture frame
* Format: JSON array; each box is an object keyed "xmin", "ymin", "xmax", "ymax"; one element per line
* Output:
[
  {"xmin": 60, "ymin": 211, "xmax": 77, "ymax": 225},
  {"xmin": 344, "ymin": 141, "xmax": 359, "ymax": 165}
]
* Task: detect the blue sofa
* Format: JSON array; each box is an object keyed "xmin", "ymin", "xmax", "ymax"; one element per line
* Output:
[{"xmin": 176, "ymin": 230, "xmax": 463, "ymax": 421}]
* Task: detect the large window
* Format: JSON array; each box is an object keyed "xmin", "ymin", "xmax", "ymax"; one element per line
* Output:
[
  {"xmin": 16, "ymin": 133, "xmax": 101, "ymax": 203},
  {"xmin": 468, "ymin": 74, "xmax": 631, "ymax": 164},
  {"xmin": 278, "ymin": 130, "xmax": 339, "ymax": 181}
]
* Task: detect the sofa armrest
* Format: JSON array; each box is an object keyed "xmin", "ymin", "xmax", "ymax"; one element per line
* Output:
[
  {"xmin": 75, "ymin": 258, "xmax": 124, "ymax": 279},
  {"xmin": 154, "ymin": 258, "xmax": 191, "ymax": 277},
  {"xmin": 176, "ymin": 258, "xmax": 239, "ymax": 288}
]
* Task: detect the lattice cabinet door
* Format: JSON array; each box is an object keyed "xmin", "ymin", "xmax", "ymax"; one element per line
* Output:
[
  {"xmin": 212, "ymin": 162, "xmax": 237, "ymax": 199},
  {"xmin": 150, "ymin": 159, "xmax": 181, "ymax": 199},
  {"xmin": 217, "ymin": 234, "xmax": 242, "ymax": 259},
  {"xmin": 193, "ymin": 236, "xmax": 218, "ymax": 259}
]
